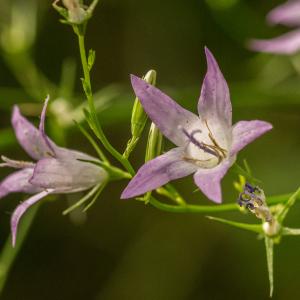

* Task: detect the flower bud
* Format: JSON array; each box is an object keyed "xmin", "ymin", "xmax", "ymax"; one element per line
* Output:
[
  {"xmin": 145, "ymin": 122, "xmax": 163, "ymax": 162},
  {"xmin": 131, "ymin": 70, "xmax": 156, "ymax": 138}
]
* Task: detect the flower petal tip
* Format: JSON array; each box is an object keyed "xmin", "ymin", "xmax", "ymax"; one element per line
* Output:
[{"xmin": 120, "ymin": 190, "xmax": 131, "ymax": 199}]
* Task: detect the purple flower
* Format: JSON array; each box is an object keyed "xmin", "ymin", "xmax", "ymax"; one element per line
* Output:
[
  {"xmin": 0, "ymin": 97, "xmax": 107, "ymax": 246},
  {"xmin": 250, "ymin": 1, "xmax": 300, "ymax": 54},
  {"xmin": 121, "ymin": 48, "xmax": 272, "ymax": 203}
]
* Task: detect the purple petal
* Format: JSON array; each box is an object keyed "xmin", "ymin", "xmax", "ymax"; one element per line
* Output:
[
  {"xmin": 267, "ymin": 1, "xmax": 300, "ymax": 27},
  {"xmin": 11, "ymin": 189, "xmax": 53, "ymax": 247},
  {"xmin": 0, "ymin": 168, "xmax": 41, "ymax": 199},
  {"xmin": 39, "ymin": 95, "xmax": 56, "ymax": 156},
  {"xmin": 193, "ymin": 158, "xmax": 234, "ymax": 203},
  {"xmin": 130, "ymin": 75, "xmax": 200, "ymax": 146},
  {"xmin": 121, "ymin": 147, "xmax": 197, "ymax": 199},
  {"xmin": 231, "ymin": 120, "xmax": 273, "ymax": 156},
  {"xmin": 198, "ymin": 47, "xmax": 232, "ymax": 128},
  {"xmin": 12, "ymin": 103, "xmax": 55, "ymax": 160},
  {"xmin": 30, "ymin": 157, "xmax": 107, "ymax": 193},
  {"xmin": 249, "ymin": 29, "xmax": 300, "ymax": 55}
]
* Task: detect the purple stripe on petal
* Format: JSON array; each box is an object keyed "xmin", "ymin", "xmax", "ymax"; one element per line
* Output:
[
  {"xmin": 121, "ymin": 147, "xmax": 197, "ymax": 199},
  {"xmin": 267, "ymin": 0, "xmax": 300, "ymax": 27},
  {"xmin": 231, "ymin": 120, "xmax": 273, "ymax": 156},
  {"xmin": 12, "ymin": 105, "xmax": 55, "ymax": 160},
  {"xmin": 11, "ymin": 189, "xmax": 54, "ymax": 247},
  {"xmin": 249, "ymin": 29, "xmax": 300, "ymax": 55},
  {"xmin": 198, "ymin": 47, "xmax": 232, "ymax": 128},
  {"xmin": 193, "ymin": 158, "xmax": 234, "ymax": 203},
  {"xmin": 130, "ymin": 75, "xmax": 200, "ymax": 147},
  {"xmin": 30, "ymin": 157, "xmax": 107, "ymax": 193},
  {"xmin": 0, "ymin": 168, "xmax": 41, "ymax": 199}
]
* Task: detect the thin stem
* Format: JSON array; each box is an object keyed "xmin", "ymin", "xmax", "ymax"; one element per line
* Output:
[
  {"xmin": 76, "ymin": 31, "xmax": 134, "ymax": 175},
  {"xmin": 0, "ymin": 202, "xmax": 40, "ymax": 295},
  {"xmin": 148, "ymin": 193, "xmax": 295, "ymax": 214}
]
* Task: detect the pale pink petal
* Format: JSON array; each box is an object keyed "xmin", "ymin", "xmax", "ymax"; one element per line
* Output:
[
  {"xmin": 11, "ymin": 189, "xmax": 54, "ymax": 247},
  {"xmin": 0, "ymin": 168, "xmax": 41, "ymax": 199},
  {"xmin": 12, "ymin": 105, "xmax": 55, "ymax": 160},
  {"xmin": 267, "ymin": 1, "xmax": 300, "ymax": 27},
  {"xmin": 30, "ymin": 157, "xmax": 107, "ymax": 193},
  {"xmin": 198, "ymin": 47, "xmax": 232, "ymax": 128},
  {"xmin": 249, "ymin": 29, "xmax": 300, "ymax": 55},
  {"xmin": 231, "ymin": 120, "xmax": 273, "ymax": 156},
  {"xmin": 38, "ymin": 95, "xmax": 56, "ymax": 156},
  {"xmin": 121, "ymin": 147, "xmax": 197, "ymax": 199},
  {"xmin": 130, "ymin": 75, "xmax": 200, "ymax": 147},
  {"xmin": 193, "ymin": 158, "xmax": 234, "ymax": 203}
]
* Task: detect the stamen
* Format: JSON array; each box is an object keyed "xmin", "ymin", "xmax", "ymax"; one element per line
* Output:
[
  {"xmin": 204, "ymin": 120, "xmax": 227, "ymax": 158},
  {"xmin": 180, "ymin": 127, "xmax": 219, "ymax": 158}
]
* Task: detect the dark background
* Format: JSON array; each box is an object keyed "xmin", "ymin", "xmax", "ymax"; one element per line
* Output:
[{"xmin": 0, "ymin": 0, "xmax": 300, "ymax": 299}]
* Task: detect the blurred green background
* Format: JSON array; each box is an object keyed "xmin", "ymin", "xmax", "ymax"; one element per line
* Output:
[{"xmin": 0, "ymin": 0, "xmax": 300, "ymax": 299}]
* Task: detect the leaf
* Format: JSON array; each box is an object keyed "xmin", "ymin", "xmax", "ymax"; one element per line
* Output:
[
  {"xmin": 206, "ymin": 216, "xmax": 262, "ymax": 233},
  {"xmin": 264, "ymin": 237, "xmax": 274, "ymax": 297}
]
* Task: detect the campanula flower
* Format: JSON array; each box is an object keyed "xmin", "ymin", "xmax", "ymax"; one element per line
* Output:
[
  {"xmin": 0, "ymin": 97, "xmax": 107, "ymax": 246},
  {"xmin": 121, "ymin": 48, "xmax": 272, "ymax": 203},
  {"xmin": 250, "ymin": 0, "xmax": 300, "ymax": 54}
]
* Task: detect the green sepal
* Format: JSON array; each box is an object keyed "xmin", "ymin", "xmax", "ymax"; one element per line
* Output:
[
  {"xmin": 207, "ymin": 216, "xmax": 263, "ymax": 234},
  {"xmin": 264, "ymin": 237, "xmax": 274, "ymax": 298},
  {"xmin": 281, "ymin": 227, "xmax": 300, "ymax": 236},
  {"xmin": 276, "ymin": 187, "xmax": 300, "ymax": 224}
]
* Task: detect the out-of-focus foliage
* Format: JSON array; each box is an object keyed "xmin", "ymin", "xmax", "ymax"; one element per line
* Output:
[{"xmin": 0, "ymin": 0, "xmax": 299, "ymax": 299}]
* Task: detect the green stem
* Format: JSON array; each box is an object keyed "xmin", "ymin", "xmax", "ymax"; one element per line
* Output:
[
  {"xmin": 76, "ymin": 32, "xmax": 134, "ymax": 175},
  {"xmin": 149, "ymin": 193, "xmax": 295, "ymax": 214},
  {"xmin": 0, "ymin": 202, "xmax": 40, "ymax": 295}
]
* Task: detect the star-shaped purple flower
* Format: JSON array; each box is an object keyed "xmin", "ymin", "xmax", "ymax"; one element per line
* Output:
[
  {"xmin": 250, "ymin": 0, "xmax": 300, "ymax": 54},
  {"xmin": 121, "ymin": 48, "xmax": 272, "ymax": 203},
  {"xmin": 0, "ymin": 97, "xmax": 107, "ymax": 246}
]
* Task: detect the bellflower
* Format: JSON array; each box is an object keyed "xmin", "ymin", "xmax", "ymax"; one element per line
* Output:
[
  {"xmin": 0, "ymin": 97, "xmax": 107, "ymax": 246},
  {"xmin": 250, "ymin": 0, "xmax": 300, "ymax": 54},
  {"xmin": 121, "ymin": 48, "xmax": 272, "ymax": 203}
]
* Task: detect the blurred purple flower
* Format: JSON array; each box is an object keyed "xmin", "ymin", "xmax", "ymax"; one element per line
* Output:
[
  {"xmin": 250, "ymin": 0, "xmax": 300, "ymax": 54},
  {"xmin": 121, "ymin": 48, "xmax": 272, "ymax": 203},
  {"xmin": 0, "ymin": 97, "xmax": 107, "ymax": 246}
]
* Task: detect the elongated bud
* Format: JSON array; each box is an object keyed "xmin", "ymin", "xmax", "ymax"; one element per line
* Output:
[
  {"xmin": 131, "ymin": 70, "xmax": 156, "ymax": 138},
  {"xmin": 145, "ymin": 122, "xmax": 163, "ymax": 162},
  {"xmin": 123, "ymin": 70, "xmax": 156, "ymax": 159}
]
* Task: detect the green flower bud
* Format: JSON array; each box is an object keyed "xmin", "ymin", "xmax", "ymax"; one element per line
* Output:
[
  {"xmin": 123, "ymin": 70, "xmax": 156, "ymax": 159},
  {"xmin": 145, "ymin": 122, "xmax": 162, "ymax": 162}
]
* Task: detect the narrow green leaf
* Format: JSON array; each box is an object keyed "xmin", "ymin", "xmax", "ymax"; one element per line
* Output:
[
  {"xmin": 207, "ymin": 216, "xmax": 263, "ymax": 233},
  {"xmin": 277, "ymin": 187, "xmax": 300, "ymax": 224},
  {"xmin": 87, "ymin": 49, "xmax": 96, "ymax": 71},
  {"xmin": 264, "ymin": 237, "xmax": 274, "ymax": 297}
]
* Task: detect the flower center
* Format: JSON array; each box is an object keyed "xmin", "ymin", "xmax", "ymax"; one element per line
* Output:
[{"xmin": 181, "ymin": 120, "xmax": 227, "ymax": 168}]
